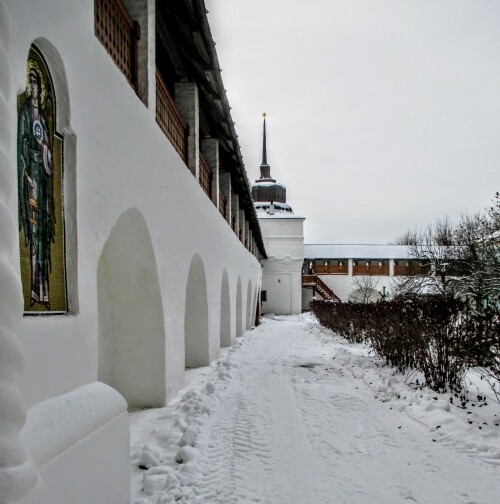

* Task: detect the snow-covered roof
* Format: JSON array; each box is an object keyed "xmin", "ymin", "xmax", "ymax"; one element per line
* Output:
[
  {"xmin": 255, "ymin": 201, "xmax": 292, "ymax": 211},
  {"xmin": 304, "ymin": 244, "xmax": 413, "ymax": 259},
  {"xmin": 257, "ymin": 212, "xmax": 305, "ymax": 220},
  {"xmin": 251, "ymin": 181, "xmax": 286, "ymax": 190},
  {"xmin": 255, "ymin": 202, "xmax": 304, "ymax": 219}
]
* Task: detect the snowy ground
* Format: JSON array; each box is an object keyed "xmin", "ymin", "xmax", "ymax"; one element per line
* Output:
[{"xmin": 130, "ymin": 314, "xmax": 500, "ymax": 504}]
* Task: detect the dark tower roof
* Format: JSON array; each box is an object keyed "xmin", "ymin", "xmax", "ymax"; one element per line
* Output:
[{"xmin": 251, "ymin": 114, "xmax": 293, "ymax": 213}]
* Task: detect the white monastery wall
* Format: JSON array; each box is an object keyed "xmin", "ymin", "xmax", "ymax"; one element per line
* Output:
[
  {"xmin": 0, "ymin": 4, "xmax": 38, "ymax": 502},
  {"xmin": 301, "ymin": 259, "xmax": 399, "ymax": 310},
  {"xmin": 8, "ymin": 0, "xmax": 260, "ymax": 409},
  {"xmin": 1, "ymin": 2, "xmax": 262, "ymax": 503},
  {"xmin": 302, "ymin": 245, "xmax": 412, "ymax": 308},
  {"xmin": 302, "ymin": 272, "xmax": 397, "ymax": 308},
  {"xmin": 319, "ymin": 271, "xmax": 395, "ymax": 302}
]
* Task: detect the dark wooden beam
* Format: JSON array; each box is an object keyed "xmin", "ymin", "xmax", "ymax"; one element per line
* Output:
[{"xmin": 155, "ymin": 14, "xmax": 187, "ymax": 79}]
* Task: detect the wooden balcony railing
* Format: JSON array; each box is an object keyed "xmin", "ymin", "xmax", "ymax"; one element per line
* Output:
[
  {"xmin": 219, "ymin": 192, "xmax": 227, "ymax": 219},
  {"xmin": 313, "ymin": 264, "xmax": 348, "ymax": 275},
  {"xmin": 156, "ymin": 70, "xmax": 188, "ymax": 162},
  {"xmin": 394, "ymin": 263, "xmax": 431, "ymax": 276},
  {"xmin": 199, "ymin": 155, "xmax": 212, "ymax": 200},
  {"xmin": 353, "ymin": 264, "xmax": 389, "ymax": 276},
  {"xmin": 393, "ymin": 262, "xmax": 463, "ymax": 277},
  {"xmin": 95, "ymin": 0, "xmax": 140, "ymax": 91}
]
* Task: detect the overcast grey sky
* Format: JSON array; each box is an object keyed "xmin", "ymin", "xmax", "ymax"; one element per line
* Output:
[{"xmin": 206, "ymin": 0, "xmax": 500, "ymax": 244}]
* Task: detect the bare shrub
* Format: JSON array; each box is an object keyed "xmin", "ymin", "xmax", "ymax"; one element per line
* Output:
[{"xmin": 310, "ymin": 297, "xmax": 500, "ymax": 394}]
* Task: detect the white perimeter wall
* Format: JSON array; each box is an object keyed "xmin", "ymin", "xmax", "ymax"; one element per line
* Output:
[
  {"xmin": 8, "ymin": 0, "xmax": 261, "ymax": 408},
  {"xmin": 302, "ymin": 259, "xmax": 399, "ymax": 310},
  {"xmin": 2, "ymin": 2, "xmax": 262, "ymax": 503}
]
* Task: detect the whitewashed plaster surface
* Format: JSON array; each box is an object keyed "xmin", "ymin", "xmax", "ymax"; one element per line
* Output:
[
  {"xmin": 259, "ymin": 215, "xmax": 304, "ymax": 315},
  {"xmin": 2, "ymin": 1, "xmax": 262, "ymax": 503},
  {"xmin": 7, "ymin": 0, "xmax": 260, "ymax": 408},
  {"xmin": 0, "ymin": 4, "xmax": 38, "ymax": 502},
  {"xmin": 302, "ymin": 244, "xmax": 413, "ymax": 306},
  {"xmin": 302, "ymin": 270, "xmax": 397, "ymax": 308}
]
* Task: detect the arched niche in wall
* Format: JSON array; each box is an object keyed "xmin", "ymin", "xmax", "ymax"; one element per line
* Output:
[
  {"xmin": 246, "ymin": 279, "xmax": 253, "ymax": 330},
  {"xmin": 17, "ymin": 40, "xmax": 77, "ymax": 314},
  {"xmin": 220, "ymin": 269, "xmax": 231, "ymax": 348},
  {"xmin": 254, "ymin": 288, "xmax": 261, "ymax": 327},
  {"xmin": 235, "ymin": 276, "xmax": 243, "ymax": 337},
  {"xmin": 97, "ymin": 208, "xmax": 166, "ymax": 408},
  {"xmin": 184, "ymin": 254, "xmax": 209, "ymax": 368}
]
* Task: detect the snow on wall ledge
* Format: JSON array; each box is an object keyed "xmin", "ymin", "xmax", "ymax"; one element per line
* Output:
[
  {"xmin": 0, "ymin": 4, "xmax": 38, "ymax": 502},
  {"xmin": 20, "ymin": 382, "xmax": 127, "ymax": 468}
]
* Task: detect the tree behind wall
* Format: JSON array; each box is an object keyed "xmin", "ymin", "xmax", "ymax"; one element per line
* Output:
[
  {"xmin": 350, "ymin": 275, "xmax": 381, "ymax": 303},
  {"xmin": 394, "ymin": 194, "xmax": 500, "ymax": 312}
]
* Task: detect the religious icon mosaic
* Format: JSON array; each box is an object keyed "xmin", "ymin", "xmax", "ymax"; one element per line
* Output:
[{"xmin": 17, "ymin": 45, "xmax": 67, "ymax": 313}]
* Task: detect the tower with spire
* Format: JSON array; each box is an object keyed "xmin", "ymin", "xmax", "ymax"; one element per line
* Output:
[
  {"xmin": 251, "ymin": 114, "xmax": 305, "ymax": 316},
  {"xmin": 251, "ymin": 114, "xmax": 293, "ymax": 214}
]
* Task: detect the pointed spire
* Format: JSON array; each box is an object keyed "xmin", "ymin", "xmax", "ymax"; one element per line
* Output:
[
  {"xmin": 259, "ymin": 113, "xmax": 273, "ymax": 180},
  {"xmin": 252, "ymin": 113, "xmax": 289, "ymax": 209},
  {"xmin": 262, "ymin": 112, "xmax": 267, "ymax": 165}
]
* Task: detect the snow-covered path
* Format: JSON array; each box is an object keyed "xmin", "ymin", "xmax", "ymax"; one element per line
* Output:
[{"xmin": 130, "ymin": 315, "xmax": 500, "ymax": 504}]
